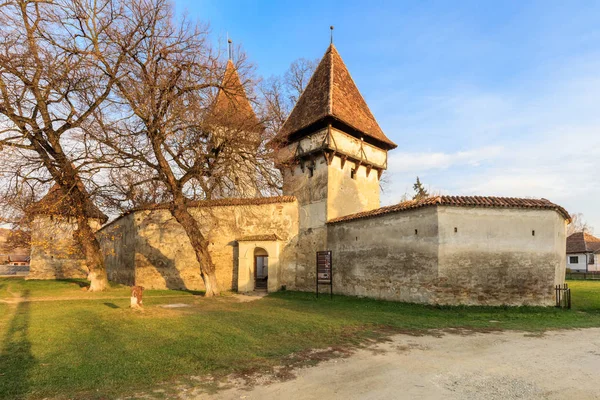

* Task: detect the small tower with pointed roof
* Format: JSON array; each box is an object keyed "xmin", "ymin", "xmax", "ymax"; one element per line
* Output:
[
  {"xmin": 206, "ymin": 51, "xmax": 262, "ymax": 199},
  {"xmin": 27, "ymin": 185, "xmax": 107, "ymax": 280},
  {"xmin": 273, "ymin": 43, "xmax": 396, "ymax": 227}
]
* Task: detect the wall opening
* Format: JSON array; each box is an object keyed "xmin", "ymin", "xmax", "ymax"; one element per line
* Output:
[{"xmin": 254, "ymin": 247, "xmax": 268, "ymax": 291}]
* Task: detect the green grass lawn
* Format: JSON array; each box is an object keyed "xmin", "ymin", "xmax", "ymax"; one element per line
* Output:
[{"xmin": 1, "ymin": 277, "xmax": 599, "ymax": 400}]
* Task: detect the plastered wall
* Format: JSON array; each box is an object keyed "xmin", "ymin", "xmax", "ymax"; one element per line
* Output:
[
  {"xmin": 28, "ymin": 216, "xmax": 102, "ymax": 280},
  {"xmin": 327, "ymin": 206, "xmax": 566, "ymax": 306},
  {"xmin": 98, "ymin": 201, "xmax": 299, "ymax": 291}
]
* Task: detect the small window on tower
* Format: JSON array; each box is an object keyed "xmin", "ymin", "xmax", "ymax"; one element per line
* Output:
[{"xmin": 350, "ymin": 168, "xmax": 356, "ymax": 179}]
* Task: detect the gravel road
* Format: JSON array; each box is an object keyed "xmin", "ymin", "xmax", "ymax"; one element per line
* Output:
[{"xmin": 206, "ymin": 328, "xmax": 600, "ymax": 400}]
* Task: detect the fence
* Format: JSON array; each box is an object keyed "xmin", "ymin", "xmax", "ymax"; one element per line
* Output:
[
  {"xmin": 566, "ymin": 271, "xmax": 600, "ymax": 280},
  {"xmin": 555, "ymin": 283, "xmax": 571, "ymax": 309}
]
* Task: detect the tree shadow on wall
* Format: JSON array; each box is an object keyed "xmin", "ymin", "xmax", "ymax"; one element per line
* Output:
[
  {"xmin": 0, "ymin": 289, "xmax": 36, "ymax": 400},
  {"xmin": 137, "ymin": 236, "xmax": 188, "ymax": 290}
]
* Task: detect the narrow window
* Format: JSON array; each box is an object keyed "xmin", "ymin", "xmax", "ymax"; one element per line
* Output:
[
  {"xmin": 454, "ymin": 227, "xmax": 458, "ymax": 233},
  {"xmin": 415, "ymin": 229, "xmax": 418, "ymax": 235},
  {"xmin": 350, "ymin": 168, "xmax": 356, "ymax": 179},
  {"xmin": 532, "ymin": 230, "xmax": 535, "ymax": 236},
  {"xmin": 590, "ymin": 254, "xmax": 595, "ymax": 265}
]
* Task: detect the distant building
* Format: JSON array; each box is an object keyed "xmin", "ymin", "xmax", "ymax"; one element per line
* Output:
[
  {"xmin": 566, "ymin": 231, "xmax": 600, "ymax": 272},
  {"xmin": 6, "ymin": 255, "xmax": 30, "ymax": 266},
  {"xmin": 0, "ymin": 228, "xmax": 30, "ymax": 267}
]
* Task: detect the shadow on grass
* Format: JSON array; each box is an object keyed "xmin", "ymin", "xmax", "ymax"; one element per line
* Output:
[
  {"xmin": 103, "ymin": 302, "xmax": 120, "ymax": 309},
  {"xmin": 173, "ymin": 289, "xmax": 205, "ymax": 296},
  {"xmin": 0, "ymin": 289, "xmax": 35, "ymax": 400},
  {"xmin": 54, "ymin": 278, "xmax": 90, "ymax": 289}
]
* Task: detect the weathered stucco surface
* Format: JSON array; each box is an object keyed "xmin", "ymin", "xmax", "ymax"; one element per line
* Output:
[
  {"xmin": 437, "ymin": 207, "xmax": 566, "ymax": 306},
  {"xmin": 28, "ymin": 216, "xmax": 102, "ymax": 280},
  {"xmin": 98, "ymin": 213, "xmax": 137, "ymax": 285},
  {"xmin": 326, "ymin": 154, "xmax": 380, "ymax": 220},
  {"xmin": 98, "ymin": 201, "xmax": 299, "ymax": 291},
  {"xmin": 327, "ymin": 207, "xmax": 440, "ymax": 303},
  {"xmin": 327, "ymin": 206, "xmax": 566, "ymax": 306},
  {"xmin": 279, "ymin": 150, "xmax": 383, "ymax": 290},
  {"xmin": 281, "ymin": 158, "xmax": 328, "ymax": 290}
]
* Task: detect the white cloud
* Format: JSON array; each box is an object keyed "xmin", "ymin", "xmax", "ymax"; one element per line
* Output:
[
  {"xmin": 380, "ymin": 54, "xmax": 600, "ymax": 229},
  {"xmin": 387, "ymin": 146, "xmax": 504, "ymax": 174}
]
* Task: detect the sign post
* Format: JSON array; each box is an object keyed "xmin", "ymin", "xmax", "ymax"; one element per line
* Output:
[{"xmin": 316, "ymin": 250, "xmax": 333, "ymax": 299}]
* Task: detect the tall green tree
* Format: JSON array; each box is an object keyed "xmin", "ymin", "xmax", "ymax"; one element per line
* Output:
[{"xmin": 412, "ymin": 176, "xmax": 429, "ymax": 200}]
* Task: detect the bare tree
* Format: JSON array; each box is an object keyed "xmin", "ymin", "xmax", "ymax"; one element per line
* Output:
[
  {"xmin": 88, "ymin": 0, "xmax": 278, "ymax": 296},
  {"xmin": 0, "ymin": 174, "xmax": 35, "ymax": 253},
  {"xmin": 284, "ymin": 58, "xmax": 318, "ymax": 104},
  {"xmin": 0, "ymin": 0, "xmax": 144, "ymax": 290},
  {"xmin": 259, "ymin": 57, "xmax": 317, "ymax": 137},
  {"xmin": 567, "ymin": 213, "xmax": 594, "ymax": 236}
]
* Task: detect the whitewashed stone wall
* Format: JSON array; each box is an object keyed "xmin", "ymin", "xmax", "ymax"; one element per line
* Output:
[
  {"xmin": 98, "ymin": 200, "xmax": 299, "ymax": 291},
  {"xmin": 327, "ymin": 206, "xmax": 567, "ymax": 306}
]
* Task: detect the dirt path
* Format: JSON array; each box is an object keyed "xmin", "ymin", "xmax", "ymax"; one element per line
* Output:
[
  {"xmin": 0, "ymin": 294, "xmax": 202, "ymax": 304},
  {"xmin": 205, "ymin": 328, "xmax": 600, "ymax": 400}
]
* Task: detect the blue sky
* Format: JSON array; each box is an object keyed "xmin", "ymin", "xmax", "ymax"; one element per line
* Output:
[{"xmin": 174, "ymin": 0, "xmax": 600, "ymax": 230}]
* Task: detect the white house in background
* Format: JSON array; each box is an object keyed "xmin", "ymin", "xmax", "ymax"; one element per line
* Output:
[{"xmin": 566, "ymin": 231, "xmax": 600, "ymax": 272}]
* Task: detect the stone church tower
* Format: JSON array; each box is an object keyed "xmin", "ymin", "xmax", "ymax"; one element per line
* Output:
[{"xmin": 272, "ymin": 44, "xmax": 397, "ymax": 285}]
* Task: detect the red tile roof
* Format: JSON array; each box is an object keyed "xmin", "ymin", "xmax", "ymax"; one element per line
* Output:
[
  {"xmin": 207, "ymin": 60, "xmax": 260, "ymax": 132},
  {"xmin": 237, "ymin": 234, "xmax": 281, "ymax": 242},
  {"xmin": 273, "ymin": 44, "xmax": 397, "ymax": 149},
  {"xmin": 566, "ymin": 231, "xmax": 600, "ymax": 254},
  {"xmin": 28, "ymin": 185, "xmax": 108, "ymax": 223},
  {"xmin": 100, "ymin": 196, "xmax": 297, "ymax": 231},
  {"xmin": 126, "ymin": 196, "xmax": 297, "ymax": 214},
  {"xmin": 328, "ymin": 196, "xmax": 570, "ymax": 224}
]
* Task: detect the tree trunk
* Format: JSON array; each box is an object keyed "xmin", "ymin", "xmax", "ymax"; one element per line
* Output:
[
  {"xmin": 170, "ymin": 201, "xmax": 220, "ymax": 297},
  {"xmin": 76, "ymin": 215, "xmax": 108, "ymax": 292}
]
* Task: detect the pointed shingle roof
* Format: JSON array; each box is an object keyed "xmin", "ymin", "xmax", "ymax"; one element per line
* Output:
[
  {"xmin": 28, "ymin": 184, "xmax": 108, "ymax": 223},
  {"xmin": 274, "ymin": 44, "xmax": 397, "ymax": 149},
  {"xmin": 208, "ymin": 60, "xmax": 260, "ymax": 132}
]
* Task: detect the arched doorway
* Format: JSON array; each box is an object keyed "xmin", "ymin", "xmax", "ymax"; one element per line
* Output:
[{"xmin": 254, "ymin": 247, "xmax": 268, "ymax": 290}]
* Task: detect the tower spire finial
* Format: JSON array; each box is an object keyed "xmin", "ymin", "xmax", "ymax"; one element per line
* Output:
[
  {"xmin": 330, "ymin": 25, "xmax": 334, "ymax": 45},
  {"xmin": 227, "ymin": 36, "xmax": 233, "ymax": 61}
]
